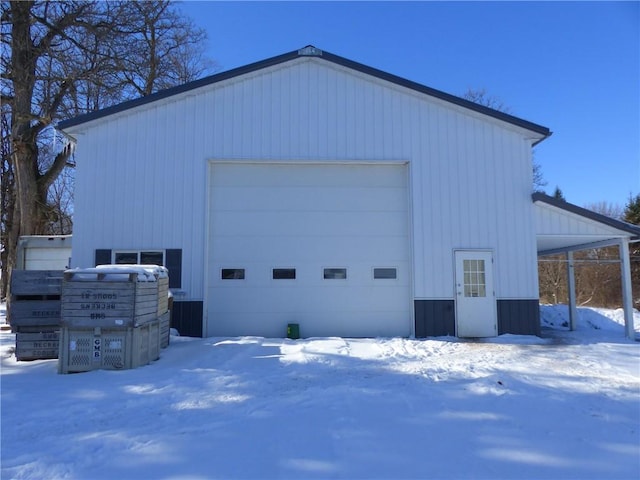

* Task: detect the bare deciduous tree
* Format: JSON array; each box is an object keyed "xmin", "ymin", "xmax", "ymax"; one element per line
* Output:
[
  {"xmin": 538, "ymin": 201, "xmax": 630, "ymax": 308},
  {"xmin": 1, "ymin": 0, "xmax": 213, "ymax": 299},
  {"xmin": 115, "ymin": 1, "xmax": 214, "ymax": 97},
  {"xmin": 584, "ymin": 201, "xmax": 623, "ymax": 221},
  {"xmin": 462, "ymin": 88, "xmax": 547, "ymax": 191},
  {"xmin": 624, "ymin": 194, "xmax": 640, "ymax": 307},
  {"xmin": 0, "ymin": 104, "xmax": 16, "ymax": 298},
  {"xmin": 463, "ymin": 87, "xmax": 511, "ymax": 114}
]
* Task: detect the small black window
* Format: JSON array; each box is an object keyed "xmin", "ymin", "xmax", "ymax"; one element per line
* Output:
[
  {"xmin": 222, "ymin": 268, "xmax": 245, "ymax": 280},
  {"xmin": 107, "ymin": 248, "xmax": 182, "ymax": 288},
  {"xmin": 114, "ymin": 252, "xmax": 137, "ymax": 264},
  {"xmin": 273, "ymin": 268, "xmax": 296, "ymax": 280},
  {"xmin": 140, "ymin": 251, "xmax": 164, "ymax": 266},
  {"xmin": 324, "ymin": 268, "xmax": 347, "ymax": 280},
  {"xmin": 114, "ymin": 250, "xmax": 164, "ymax": 265},
  {"xmin": 374, "ymin": 268, "xmax": 397, "ymax": 279}
]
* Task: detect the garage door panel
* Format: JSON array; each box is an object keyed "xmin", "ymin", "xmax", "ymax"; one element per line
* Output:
[
  {"xmin": 209, "ymin": 286, "xmax": 409, "ymax": 313},
  {"xmin": 210, "ymin": 311, "xmax": 411, "ymax": 338},
  {"xmin": 211, "ymin": 234, "xmax": 409, "ymax": 255},
  {"xmin": 207, "ymin": 163, "xmax": 411, "ymax": 338},
  {"xmin": 211, "ymin": 211, "xmax": 408, "ymax": 237},
  {"xmin": 210, "ymin": 236, "xmax": 409, "ymax": 264},
  {"xmin": 212, "ymin": 186, "xmax": 407, "ymax": 213},
  {"xmin": 209, "ymin": 263, "xmax": 411, "ymax": 287},
  {"xmin": 211, "ymin": 163, "xmax": 407, "ymax": 189}
]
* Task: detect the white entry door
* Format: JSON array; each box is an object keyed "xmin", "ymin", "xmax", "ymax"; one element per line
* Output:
[{"xmin": 455, "ymin": 250, "xmax": 497, "ymax": 338}]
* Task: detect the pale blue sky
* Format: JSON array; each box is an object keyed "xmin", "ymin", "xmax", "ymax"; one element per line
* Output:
[{"xmin": 178, "ymin": 1, "xmax": 639, "ymax": 211}]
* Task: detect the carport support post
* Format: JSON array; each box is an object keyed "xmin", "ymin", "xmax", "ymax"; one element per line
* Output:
[
  {"xmin": 619, "ymin": 239, "xmax": 635, "ymax": 340},
  {"xmin": 566, "ymin": 251, "xmax": 578, "ymax": 331}
]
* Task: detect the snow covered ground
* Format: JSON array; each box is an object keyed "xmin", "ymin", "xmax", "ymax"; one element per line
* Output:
[{"xmin": 1, "ymin": 305, "xmax": 638, "ymax": 480}]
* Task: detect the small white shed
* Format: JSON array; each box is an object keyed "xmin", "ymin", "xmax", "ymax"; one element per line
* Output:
[{"xmin": 16, "ymin": 235, "xmax": 72, "ymax": 270}]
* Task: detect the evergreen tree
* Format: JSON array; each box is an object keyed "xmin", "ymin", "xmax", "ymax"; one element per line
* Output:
[
  {"xmin": 553, "ymin": 186, "xmax": 566, "ymax": 201},
  {"xmin": 623, "ymin": 194, "xmax": 640, "ymax": 225},
  {"xmin": 623, "ymin": 193, "xmax": 640, "ymax": 309}
]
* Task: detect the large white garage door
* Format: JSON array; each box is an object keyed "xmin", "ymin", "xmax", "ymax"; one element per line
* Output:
[{"xmin": 206, "ymin": 162, "xmax": 411, "ymax": 338}]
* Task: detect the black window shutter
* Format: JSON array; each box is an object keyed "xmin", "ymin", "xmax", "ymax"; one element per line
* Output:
[
  {"xmin": 95, "ymin": 249, "xmax": 112, "ymax": 266},
  {"xmin": 165, "ymin": 249, "xmax": 182, "ymax": 288}
]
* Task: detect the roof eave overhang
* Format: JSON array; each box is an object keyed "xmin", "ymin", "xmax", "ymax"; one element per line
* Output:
[
  {"xmin": 532, "ymin": 192, "xmax": 640, "ymax": 236},
  {"xmin": 537, "ymin": 237, "xmax": 638, "ymax": 257},
  {"xmin": 533, "ymin": 192, "xmax": 640, "ymax": 255},
  {"xmin": 57, "ymin": 49, "xmax": 301, "ymax": 131}
]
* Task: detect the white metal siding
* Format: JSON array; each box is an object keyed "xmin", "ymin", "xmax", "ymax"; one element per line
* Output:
[
  {"xmin": 70, "ymin": 56, "xmax": 540, "ymax": 308},
  {"xmin": 534, "ymin": 202, "xmax": 631, "ymax": 252},
  {"xmin": 535, "ymin": 203, "xmax": 630, "ymax": 237}
]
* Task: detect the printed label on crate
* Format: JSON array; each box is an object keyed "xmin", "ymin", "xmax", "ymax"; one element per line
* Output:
[
  {"xmin": 70, "ymin": 340, "xmax": 77, "ymax": 351},
  {"xmin": 81, "ymin": 303, "xmax": 116, "ymax": 311},
  {"xmin": 16, "ymin": 331, "xmax": 60, "ymax": 360},
  {"xmin": 22, "ymin": 349, "xmax": 58, "ymax": 358},
  {"xmin": 31, "ymin": 310, "xmax": 60, "ymax": 318},
  {"xmin": 109, "ymin": 340, "xmax": 122, "ymax": 349},
  {"xmin": 79, "ymin": 291, "xmax": 119, "ymax": 314},
  {"xmin": 81, "ymin": 291, "xmax": 119, "ymax": 300},
  {"xmin": 31, "ymin": 341, "xmax": 58, "ymax": 349},
  {"xmin": 93, "ymin": 338, "xmax": 101, "ymax": 361}
]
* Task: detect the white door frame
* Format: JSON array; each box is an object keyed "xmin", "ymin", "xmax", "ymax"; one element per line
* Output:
[{"xmin": 454, "ymin": 249, "xmax": 497, "ymax": 338}]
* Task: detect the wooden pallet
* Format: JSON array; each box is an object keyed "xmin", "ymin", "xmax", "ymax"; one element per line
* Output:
[
  {"xmin": 62, "ymin": 269, "xmax": 159, "ymax": 328},
  {"xmin": 10, "ymin": 270, "xmax": 63, "ymax": 360},
  {"xmin": 9, "ymin": 270, "xmax": 63, "ymax": 332},
  {"xmin": 16, "ymin": 330, "xmax": 60, "ymax": 361},
  {"xmin": 58, "ymin": 320, "xmax": 160, "ymax": 373}
]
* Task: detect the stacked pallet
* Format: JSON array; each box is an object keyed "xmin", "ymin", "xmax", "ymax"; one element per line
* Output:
[
  {"xmin": 58, "ymin": 267, "xmax": 162, "ymax": 373},
  {"xmin": 97, "ymin": 264, "xmax": 170, "ymax": 348},
  {"xmin": 9, "ymin": 270, "xmax": 64, "ymax": 361},
  {"xmin": 156, "ymin": 269, "xmax": 170, "ymax": 348}
]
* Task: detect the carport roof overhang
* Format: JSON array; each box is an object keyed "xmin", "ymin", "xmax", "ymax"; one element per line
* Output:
[
  {"xmin": 533, "ymin": 192, "xmax": 639, "ymax": 340},
  {"xmin": 533, "ymin": 193, "xmax": 640, "ymax": 256}
]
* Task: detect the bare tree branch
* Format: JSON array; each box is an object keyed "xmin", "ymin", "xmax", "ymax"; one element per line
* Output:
[{"xmin": 1, "ymin": 0, "xmax": 214, "ymax": 298}]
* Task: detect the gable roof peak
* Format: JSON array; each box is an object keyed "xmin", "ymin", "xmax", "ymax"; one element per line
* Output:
[
  {"xmin": 58, "ymin": 46, "xmax": 551, "ymax": 140},
  {"xmin": 298, "ymin": 45, "xmax": 323, "ymax": 57}
]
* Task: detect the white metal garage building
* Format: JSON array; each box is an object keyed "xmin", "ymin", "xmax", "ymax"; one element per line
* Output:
[{"xmin": 58, "ymin": 46, "xmax": 638, "ymax": 339}]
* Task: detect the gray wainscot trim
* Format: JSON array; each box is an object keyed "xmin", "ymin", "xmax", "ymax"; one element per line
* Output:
[
  {"xmin": 171, "ymin": 301, "xmax": 203, "ymax": 338},
  {"xmin": 414, "ymin": 300, "xmax": 455, "ymax": 337},
  {"xmin": 497, "ymin": 299, "xmax": 540, "ymax": 336}
]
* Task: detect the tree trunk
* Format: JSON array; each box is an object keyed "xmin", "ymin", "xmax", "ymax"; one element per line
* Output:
[
  {"xmin": 10, "ymin": 1, "xmax": 39, "ymax": 237},
  {"xmin": 4, "ymin": 1, "xmax": 38, "ymax": 304},
  {"xmin": 1, "ymin": 0, "xmax": 213, "ymax": 302},
  {"xmin": 3, "ymin": 204, "xmax": 20, "ymax": 304}
]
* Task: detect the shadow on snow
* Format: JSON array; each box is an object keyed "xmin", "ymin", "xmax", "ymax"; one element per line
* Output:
[{"xmin": 1, "ymin": 334, "xmax": 638, "ymax": 480}]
